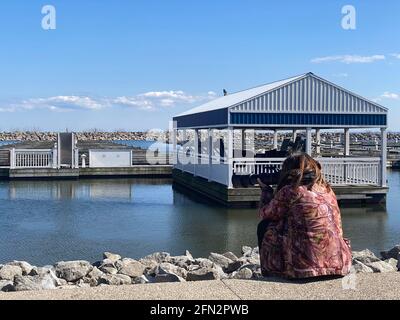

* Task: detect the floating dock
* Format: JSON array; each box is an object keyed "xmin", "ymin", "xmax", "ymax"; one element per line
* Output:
[
  {"xmin": 0, "ymin": 140, "xmax": 172, "ymax": 180},
  {"xmin": 172, "ymin": 169, "xmax": 388, "ymax": 207}
]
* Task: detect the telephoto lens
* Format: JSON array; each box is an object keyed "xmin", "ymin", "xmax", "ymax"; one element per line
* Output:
[{"xmin": 231, "ymin": 167, "xmax": 281, "ymax": 188}]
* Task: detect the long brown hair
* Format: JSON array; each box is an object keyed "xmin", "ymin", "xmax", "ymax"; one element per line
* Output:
[{"xmin": 277, "ymin": 153, "xmax": 330, "ymax": 192}]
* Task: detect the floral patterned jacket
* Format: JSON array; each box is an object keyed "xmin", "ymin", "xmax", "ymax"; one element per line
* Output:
[{"xmin": 258, "ymin": 184, "xmax": 352, "ymax": 279}]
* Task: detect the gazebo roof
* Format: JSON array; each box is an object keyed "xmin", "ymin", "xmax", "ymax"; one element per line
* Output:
[{"xmin": 173, "ymin": 72, "xmax": 388, "ymax": 129}]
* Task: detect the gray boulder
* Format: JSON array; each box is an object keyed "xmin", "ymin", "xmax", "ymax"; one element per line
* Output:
[
  {"xmin": 99, "ymin": 259, "xmax": 118, "ymax": 274},
  {"xmin": 222, "ymin": 252, "xmax": 239, "ymax": 261},
  {"xmin": 231, "ymin": 267, "xmax": 253, "ymax": 280},
  {"xmin": 380, "ymin": 245, "xmax": 400, "ymax": 260},
  {"xmin": 225, "ymin": 260, "xmax": 245, "ymax": 273},
  {"xmin": 99, "ymin": 274, "xmax": 132, "ymax": 286},
  {"xmin": 13, "ymin": 274, "xmax": 58, "ymax": 291},
  {"xmin": 102, "ymin": 252, "xmax": 122, "ymax": 263},
  {"xmin": 116, "ymin": 258, "xmax": 146, "ymax": 278},
  {"xmin": 367, "ymin": 261, "xmax": 397, "ymax": 273},
  {"xmin": 29, "ymin": 266, "xmax": 55, "ymax": 277},
  {"xmin": 7, "ymin": 261, "xmax": 33, "ymax": 275},
  {"xmin": 208, "ymin": 253, "xmax": 233, "ymax": 270},
  {"xmin": 141, "ymin": 252, "xmax": 170, "ymax": 264},
  {"xmin": 384, "ymin": 258, "xmax": 398, "ymax": 270},
  {"xmin": 241, "ymin": 246, "xmax": 252, "ymax": 255},
  {"xmin": 352, "ymin": 249, "xmax": 381, "ymax": 264},
  {"xmin": 154, "ymin": 273, "xmax": 185, "ymax": 283},
  {"xmin": 156, "ymin": 262, "xmax": 187, "ymax": 279},
  {"xmin": 134, "ymin": 275, "xmax": 154, "ymax": 284},
  {"xmin": 186, "ymin": 267, "xmax": 219, "ymax": 281},
  {"xmin": 238, "ymin": 263, "xmax": 261, "ymax": 272},
  {"xmin": 194, "ymin": 258, "xmax": 214, "ymax": 269},
  {"xmin": 0, "ymin": 265, "xmax": 23, "ymax": 281},
  {"xmin": 168, "ymin": 253, "xmax": 195, "ymax": 268},
  {"xmin": 138, "ymin": 258, "xmax": 159, "ymax": 276},
  {"xmin": 351, "ymin": 259, "xmax": 374, "ymax": 273},
  {"xmin": 0, "ymin": 280, "xmax": 14, "ymax": 292},
  {"xmin": 82, "ymin": 266, "xmax": 104, "ymax": 287},
  {"xmin": 213, "ymin": 264, "xmax": 229, "ymax": 280},
  {"xmin": 54, "ymin": 260, "xmax": 92, "ymax": 282}
]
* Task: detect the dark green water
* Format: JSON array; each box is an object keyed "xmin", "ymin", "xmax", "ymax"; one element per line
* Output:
[{"xmin": 0, "ymin": 171, "xmax": 399, "ymax": 266}]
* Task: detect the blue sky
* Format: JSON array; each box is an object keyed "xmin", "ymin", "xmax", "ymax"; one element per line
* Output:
[{"xmin": 0, "ymin": 0, "xmax": 399, "ymax": 131}]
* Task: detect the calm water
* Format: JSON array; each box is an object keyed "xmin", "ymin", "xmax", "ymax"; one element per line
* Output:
[{"xmin": 0, "ymin": 172, "xmax": 399, "ymax": 266}]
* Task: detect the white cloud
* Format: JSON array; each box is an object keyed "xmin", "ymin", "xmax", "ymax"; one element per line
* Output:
[
  {"xmin": 381, "ymin": 92, "xmax": 400, "ymax": 100},
  {"xmin": 391, "ymin": 53, "xmax": 400, "ymax": 59},
  {"xmin": 311, "ymin": 54, "xmax": 385, "ymax": 64},
  {"xmin": 332, "ymin": 73, "xmax": 349, "ymax": 78},
  {"xmin": 0, "ymin": 90, "xmax": 217, "ymax": 113}
]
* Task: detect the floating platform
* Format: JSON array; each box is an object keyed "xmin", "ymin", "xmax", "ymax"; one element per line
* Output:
[
  {"xmin": 172, "ymin": 169, "xmax": 388, "ymax": 207},
  {"xmin": 0, "ymin": 166, "xmax": 172, "ymax": 180}
]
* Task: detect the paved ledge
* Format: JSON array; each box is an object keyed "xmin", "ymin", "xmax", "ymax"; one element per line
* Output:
[{"xmin": 1, "ymin": 273, "xmax": 400, "ymax": 300}]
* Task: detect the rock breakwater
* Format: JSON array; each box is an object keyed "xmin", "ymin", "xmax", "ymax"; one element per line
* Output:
[{"xmin": 0, "ymin": 245, "xmax": 399, "ymax": 292}]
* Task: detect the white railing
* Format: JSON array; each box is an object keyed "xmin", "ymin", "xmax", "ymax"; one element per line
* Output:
[
  {"xmin": 232, "ymin": 157, "xmax": 381, "ymax": 186},
  {"xmin": 319, "ymin": 157, "xmax": 380, "ymax": 185},
  {"xmin": 11, "ymin": 149, "xmax": 55, "ymax": 168}
]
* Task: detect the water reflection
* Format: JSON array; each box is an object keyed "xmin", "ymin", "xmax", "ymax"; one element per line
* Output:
[{"xmin": 0, "ymin": 174, "xmax": 399, "ymax": 266}]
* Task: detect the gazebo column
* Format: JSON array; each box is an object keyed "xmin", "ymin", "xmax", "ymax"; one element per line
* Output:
[
  {"xmin": 227, "ymin": 127, "xmax": 234, "ymax": 188},
  {"xmin": 381, "ymin": 127, "xmax": 387, "ymax": 187},
  {"xmin": 241, "ymin": 129, "xmax": 246, "ymax": 157},
  {"xmin": 305, "ymin": 127, "xmax": 312, "ymax": 155},
  {"xmin": 193, "ymin": 129, "xmax": 199, "ymax": 176},
  {"xmin": 182, "ymin": 129, "xmax": 187, "ymax": 142},
  {"xmin": 344, "ymin": 128, "xmax": 350, "ymax": 156},
  {"xmin": 292, "ymin": 129, "xmax": 298, "ymax": 141},
  {"xmin": 171, "ymin": 121, "xmax": 177, "ymax": 165},
  {"xmin": 208, "ymin": 128, "xmax": 213, "ymax": 182},
  {"xmin": 315, "ymin": 129, "xmax": 321, "ymax": 156},
  {"xmin": 273, "ymin": 129, "xmax": 278, "ymax": 150}
]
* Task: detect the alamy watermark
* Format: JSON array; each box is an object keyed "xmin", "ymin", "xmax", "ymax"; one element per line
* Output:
[
  {"xmin": 42, "ymin": 5, "xmax": 56, "ymax": 30},
  {"xmin": 341, "ymin": 5, "xmax": 356, "ymax": 30}
]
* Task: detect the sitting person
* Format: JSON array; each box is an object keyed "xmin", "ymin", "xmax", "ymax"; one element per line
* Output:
[{"xmin": 257, "ymin": 153, "xmax": 352, "ymax": 279}]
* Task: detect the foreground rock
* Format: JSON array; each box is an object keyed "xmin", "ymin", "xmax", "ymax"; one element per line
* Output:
[
  {"xmin": 0, "ymin": 265, "xmax": 23, "ymax": 281},
  {"xmin": 1, "ymin": 244, "xmax": 400, "ymax": 292},
  {"xmin": 54, "ymin": 261, "xmax": 92, "ymax": 282}
]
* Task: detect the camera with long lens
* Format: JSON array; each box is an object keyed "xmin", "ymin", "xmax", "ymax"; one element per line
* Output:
[{"xmin": 231, "ymin": 165, "xmax": 281, "ymax": 188}]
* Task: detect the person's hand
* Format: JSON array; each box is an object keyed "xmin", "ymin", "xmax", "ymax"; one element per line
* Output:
[{"xmin": 257, "ymin": 178, "xmax": 274, "ymax": 206}]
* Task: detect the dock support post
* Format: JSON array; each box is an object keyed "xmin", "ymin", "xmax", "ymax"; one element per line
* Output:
[
  {"xmin": 305, "ymin": 128, "xmax": 312, "ymax": 155},
  {"xmin": 273, "ymin": 129, "xmax": 278, "ymax": 150},
  {"xmin": 381, "ymin": 127, "xmax": 387, "ymax": 187},
  {"xmin": 344, "ymin": 128, "xmax": 350, "ymax": 156},
  {"xmin": 227, "ymin": 127, "xmax": 233, "ymax": 188},
  {"xmin": 315, "ymin": 129, "xmax": 321, "ymax": 156}
]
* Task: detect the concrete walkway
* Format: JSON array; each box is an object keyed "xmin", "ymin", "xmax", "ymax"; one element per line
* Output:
[{"xmin": 1, "ymin": 273, "xmax": 399, "ymax": 300}]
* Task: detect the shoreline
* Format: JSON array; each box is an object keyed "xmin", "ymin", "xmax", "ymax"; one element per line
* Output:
[{"xmin": 1, "ymin": 245, "xmax": 399, "ymax": 293}]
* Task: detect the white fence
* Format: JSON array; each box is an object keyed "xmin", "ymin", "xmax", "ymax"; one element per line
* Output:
[
  {"xmin": 232, "ymin": 157, "xmax": 381, "ymax": 186},
  {"xmin": 175, "ymin": 154, "xmax": 382, "ymax": 187},
  {"xmin": 11, "ymin": 149, "xmax": 55, "ymax": 169}
]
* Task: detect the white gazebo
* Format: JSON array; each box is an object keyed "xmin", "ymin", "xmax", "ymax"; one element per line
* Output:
[{"xmin": 171, "ymin": 73, "xmax": 388, "ymax": 206}]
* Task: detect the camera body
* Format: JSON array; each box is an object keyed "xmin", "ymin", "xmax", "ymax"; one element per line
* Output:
[{"xmin": 231, "ymin": 166, "xmax": 281, "ymax": 188}]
